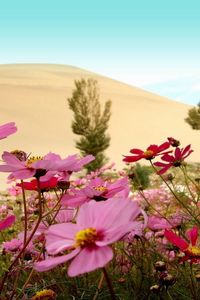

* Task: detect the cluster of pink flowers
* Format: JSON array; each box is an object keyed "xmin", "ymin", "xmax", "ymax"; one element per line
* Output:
[
  {"xmin": 1, "ymin": 119, "xmax": 200, "ymax": 299},
  {"xmin": 34, "ymin": 197, "xmax": 142, "ymax": 276},
  {"xmin": 0, "ymin": 121, "xmax": 147, "ymax": 279}
]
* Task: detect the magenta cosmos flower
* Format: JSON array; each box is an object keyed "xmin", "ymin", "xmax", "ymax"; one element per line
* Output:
[
  {"xmin": 154, "ymin": 145, "xmax": 193, "ymax": 174},
  {"xmin": 34, "ymin": 197, "xmax": 141, "ymax": 277},
  {"xmin": 0, "ymin": 215, "xmax": 16, "ymax": 231},
  {"xmin": 165, "ymin": 226, "xmax": 200, "ymax": 262},
  {"xmin": 0, "ymin": 122, "xmax": 17, "ymax": 140},
  {"xmin": 123, "ymin": 142, "xmax": 171, "ymax": 163}
]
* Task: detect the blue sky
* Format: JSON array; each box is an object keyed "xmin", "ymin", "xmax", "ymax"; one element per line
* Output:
[{"xmin": 0, "ymin": 0, "xmax": 200, "ymax": 104}]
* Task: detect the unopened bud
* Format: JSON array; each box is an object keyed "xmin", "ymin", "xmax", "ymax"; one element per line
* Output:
[
  {"xmin": 166, "ymin": 173, "xmax": 174, "ymax": 181},
  {"xmin": 57, "ymin": 181, "xmax": 70, "ymax": 190},
  {"xmin": 195, "ymin": 274, "xmax": 200, "ymax": 282},
  {"xmin": 150, "ymin": 284, "xmax": 160, "ymax": 293},
  {"xmin": 154, "ymin": 261, "xmax": 166, "ymax": 272},
  {"xmin": 167, "ymin": 137, "xmax": 180, "ymax": 147},
  {"xmin": 7, "ymin": 205, "xmax": 13, "ymax": 210},
  {"xmin": 160, "ymin": 273, "xmax": 176, "ymax": 286}
]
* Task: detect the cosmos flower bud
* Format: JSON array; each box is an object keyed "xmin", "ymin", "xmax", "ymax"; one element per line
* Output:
[
  {"xmin": 167, "ymin": 137, "xmax": 180, "ymax": 147},
  {"xmin": 154, "ymin": 261, "xmax": 167, "ymax": 272},
  {"xmin": 195, "ymin": 177, "xmax": 200, "ymax": 183},
  {"xmin": 160, "ymin": 273, "xmax": 176, "ymax": 286},
  {"xmin": 195, "ymin": 274, "xmax": 200, "ymax": 282},
  {"xmin": 166, "ymin": 173, "xmax": 174, "ymax": 181},
  {"xmin": 150, "ymin": 284, "xmax": 160, "ymax": 293},
  {"xmin": 57, "ymin": 180, "xmax": 70, "ymax": 190}
]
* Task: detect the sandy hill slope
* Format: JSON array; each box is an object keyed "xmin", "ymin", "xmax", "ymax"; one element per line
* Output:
[{"xmin": 0, "ymin": 64, "xmax": 199, "ymax": 189}]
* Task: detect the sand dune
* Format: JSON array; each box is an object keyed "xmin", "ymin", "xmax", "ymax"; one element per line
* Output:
[{"xmin": 0, "ymin": 64, "xmax": 199, "ymax": 189}]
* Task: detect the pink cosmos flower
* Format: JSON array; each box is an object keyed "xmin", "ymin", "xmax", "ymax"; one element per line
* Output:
[
  {"xmin": 164, "ymin": 226, "xmax": 200, "ymax": 262},
  {"xmin": 0, "ymin": 205, "xmax": 8, "ymax": 214},
  {"xmin": 55, "ymin": 207, "xmax": 74, "ymax": 223},
  {"xmin": 0, "ymin": 122, "xmax": 17, "ymax": 140},
  {"xmin": 7, "ymin": 185, "xmax": 22, "ymax": 196},
  {"xmin": 0, "ymin": 151, "xmax": 94, "ymax": 181},
  {"xmin": 41, "ymin": 153, "xmax": 95, "ymax": 181},
  {"xmin": 123, "ymin": 142, "xmax": 171, "ymax": 163},
  {"xmin": 0, "ymin": 215, "xmax": 16, "ymax": 231},
  {"xmin": 3, "ymin": 233, "xmax": 36, "ymax": 255},
  {"xmin": 0, "ymin": 151, "xmax": 54, "ymax": 180},
  {"xmin": 147, "ymin": 216, "xmax": 172, "ymax": 231},
  {"xmin": 147, "ymin": 215, "xmax": 188, "ymax": 231},
  {"xmin": 34, "ymin": 197, "xmax": 141, "ymax": 277},
  {"xmin": 61, "ymin": 177, "xmax": 129, "ymax": 207},
  {"xmin": 154, "ymin": 145, "xmax": 193, "ymax": 174},
  {"xmin": 3, "ymin": 238, "xmax": 22, "ymax": 253}
]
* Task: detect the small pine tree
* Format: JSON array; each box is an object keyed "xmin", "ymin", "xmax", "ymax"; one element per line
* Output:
[
  {"xmin": 68, "ymin": 78, "xmax": 112, "ymax": 171},
  {"xmin": 185, "ymin": 102, "xmax": 200, "ymax": 130}
]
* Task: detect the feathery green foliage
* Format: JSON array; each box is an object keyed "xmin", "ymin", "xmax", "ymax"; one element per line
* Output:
[
  {"xmin": 126, "ymin": 163, "xmax": 153, "ymax": 190},
  {"xmin": 68, "ymin": 78, "xmax": 112, "ymax": 171},
  {"xmin": 185, "ymin": 102, "xmax": 200, "ymax": 130}
]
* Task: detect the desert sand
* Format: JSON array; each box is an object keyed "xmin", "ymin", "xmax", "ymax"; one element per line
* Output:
[{"xmin": 0, "ymin": 64, "xmax": 199, "ymax": 190}]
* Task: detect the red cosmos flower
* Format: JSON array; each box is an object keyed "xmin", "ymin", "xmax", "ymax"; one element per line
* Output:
[
  {"xmin": 123, "ymin": 142, "xmax": 171, "ymax": 163},
  {"xmin": 17, "ymin": 177, "xmax": 58, "ymax": 191},
  {"xmin": 164, "ymin": 226, "xmax": 200, "ymax": 262},
  {"xmin": 154, "ymin": 145, "xmax": 193, "ymax": 174}
]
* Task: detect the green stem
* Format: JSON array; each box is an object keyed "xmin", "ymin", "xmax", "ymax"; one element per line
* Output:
[
  {"xmin": 21, "ymin": 180, "xmax": 28, "ymax": 246},
  {"xmin": 102, "ymin": 267, "xmax": 116, "ymax": 300},
  {"xmin": 0, "ymin": 178, "xmax": 43, "ymax": 295},
  {"xmin": 150, "ymin": 161, "xmax": 200, "ymax": 226},
  {"xmin": 138, "ymin": 190, "xmax": 175, "ymax": 228},
  {"xmin": 180, "ymin": 166, "xmax": 197, "ymax": 204},
  {"xmin": 92, "ymin": 273, "xmax": 105, "ymax": 300}
]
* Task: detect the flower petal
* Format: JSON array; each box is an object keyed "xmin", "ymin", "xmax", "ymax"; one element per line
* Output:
[
  {"xmin": 46, "ymin": 223, "xmax": 77, "ymax": 255},
  {"xmin": 34, "ymin": 248, "xmax": 80, "ymax": 272},
  {"xmin": 130, "ymin": 148, "xmax": 144, "ymax": 155},
  {"xmin": 77, "ymin": 198, "xmax": 140, "ymax": 231},
  {"xmin": 0, "ymin": 122, "xmax": 17, "ymax": 139},
  {"xmin": 164, "ymin": 229, "xmax": 188, "ymax": 250},
  {"xmin": 123, "ymin": 155, "xmax": 142, "ymax": 162},
  {"xmin": 186, "ymin": 226, "xmax": 198, "ymax": 246},
  {"xmin": 68, "ymin": 246, "xmax": 113, "ymax": 277},
  {"xmin": 96, "ymin": 222, "xmax": 139, "ymax": 246},
  {"xmin": 0, "ymin": 215, "xmax": 16, "ymax": 231}
]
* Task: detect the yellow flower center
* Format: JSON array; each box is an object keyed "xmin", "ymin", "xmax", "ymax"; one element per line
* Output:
[
  {"xmin": 186, "ymin": 245, "xmax": 200, "ymax": 258},
  {"xmin": 143, "ymin": 150, "xmax": 154, "ymax": 159},
  {"xmin": 75, "ymin": 227, "xmax": 98, "ymax": 247},
  {"xmin": 27, "ymin": 156, "xmax": 43, "ymax": 167},
  {"xmin": 31, "ymin": 289, "xmax": 55, "ymax": 300},
  {"xmin": 94, "ymin": 185, "xmax": 107, "ymax": 192}
]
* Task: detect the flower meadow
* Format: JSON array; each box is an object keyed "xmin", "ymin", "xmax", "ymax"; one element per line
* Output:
[{"xmin": 0, "ymin": 124, "xmax": 200, "ymax": 299}]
